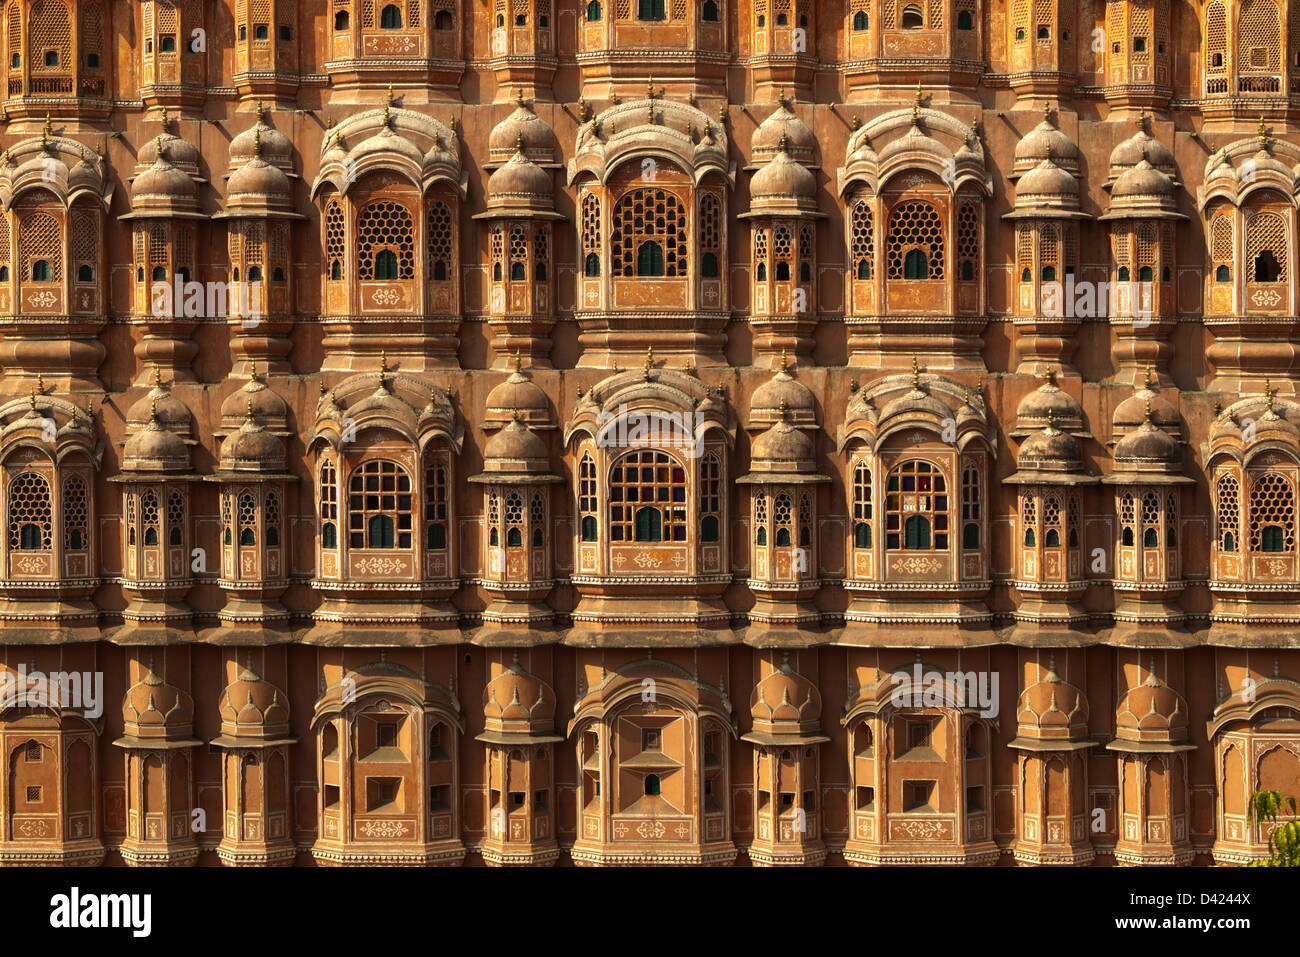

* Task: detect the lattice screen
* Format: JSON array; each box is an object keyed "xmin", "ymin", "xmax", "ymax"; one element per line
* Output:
[
  {"xmin": 956, "ymin": 200, "xmax": 979, "ymax": 274},
  {"xmin": 20, "ymin": 212, "xmax": 61, "ymax": 280},
  {"xmin": 699, "ymin": 192, "xmax": 721, "ymax": 258},
  {"xmin": 886, "ymin": 200, "xmax": 944, "ymax": 279},
  {"xmin": 30, "ymin": 0, "xmax": 72, "ymax": 74},
  {"xmin": 427, "ymin": 200, "xmax": 454, "ymax": 277},
  {"xmin": 581, "ymin": 192, "xmax": 601, "ymax": 253},
  {"xmin": 62, "ymin": 474, "xmax": 87, "ymax": 550},
  {"xmin": 1238, "ymin": 0, "xmax": 1281, "ymax": 73},
  {"xmin": 1206, "ymin": 1, "xmax": 1227, "ymax": 73},
  {"xmin": 1246, "ymin": 210, "xmax": 1288, "ymax": 281},
  {"xmin": 851, "ymin": 200, "xmax": 873, "ymax": 277},
  {"xmin": 7, "ymin": 472, "xmax": 51, "ymax": 549},
  {"xmin": 1249, "ymin": 471, "xmax": 1295, "ymax": 551},
  {"xmin": 325, "ymin": 199, "xmax": 346, "ymax": 277},
  {"xmin": 355, "ymin": 200, "xmax": 415, "ymax": 280},
  {"xmin": 611, "ymin": 188, "xmax": 689, "ymax": 277}
]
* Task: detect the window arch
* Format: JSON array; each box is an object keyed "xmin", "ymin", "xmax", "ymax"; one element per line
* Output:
[
  {"xmin": 851, "ymin": 199, "xmax": 874, "ymax": 280},
  {"xmin": 853, "ymin": 459, "xmax": 872, "ymax": 548},
  {"xmin": 19, "ymin": 212, "xmax": 61, "ymax": 283},
  {"xmin": 581, "ymin": 192, "xmax": 602, "ymax": 277},
  {"xmin": 237, "ymin": 490, "xmax": 257, "ymax": 547},
  {"xmin": 636, "ymin": 240, "xmax": 665, "ymax": 277},
  {"xmin": 348, "ymin": 460, "xmax": 413, "ymax": 550},
  {"xmin": 700, "ymin": 452, "xmax": 721, "ymax": 543},
  {"xmin": 325, "ymin": 198, "xmax": 346, "ymax": 281},
  {"xmin": 1249, "ymin": 471, "xmax": 1295, "ymax": 553},
  {"xmin": 900, "ymin": 3, "xmax": 923, "ymax": 28},
  {"xmin": 961, "ymin": 464, "xmax": 981, "ymax": 548},
  {"xmin": 167, "ymin": 489, "xmax": 185, "ymax": 545},
  {"xmin": 140, "ymin": 490, "xmax": 160, "ymax": 546},
  {"xmin": 638, "ymin": 0, "xmax": 665, "ymax": 20},
  {"xmin": 587, "ymin": 0, "xmax": 602, "ymax": 20},
  {"xmin": 8, "ymin": 472, "xmax": 51, "ymax": 550},
  {"xmin": 887, "ymin": 201, "xmax": 944, "ymax": 281},
  {"xmin": 886, "ymin": 460, "xmax": 947, "ymax": 551},
  {"xmin": 1216, "ymin": 473, "xmax": 1239, "ymax": 552},
  {"xmin": 1246, "ymin": 211, "xmax": 1288, "ymax": 283},
  {"xmin": 379, "ymin": 3, "xmax": 402, "ymax": 27},
  {"xmin": 62, "ymin": 474, "xmax": 87, "ymax": 551},
  {"xmin": 427, "ymin": 200, "xmax": 454, "ymax": 283},
  {"xmin": 1120, "ymin": 491, "xmax": 1136, "ymax": 546},
  {"xmin": 853, "ymin": 9, "xmax": 868, "ymax": 29},
  {"xmin": 702, "ymin": 0, "xmax": 718, "ymax": 20},
  {"xmin": 425, "ymin": 461, "xmax": 449, "ymax": 550},
  {"xmin": 609, "ymin": 449, "xmax": 686, "ymax": 543}
]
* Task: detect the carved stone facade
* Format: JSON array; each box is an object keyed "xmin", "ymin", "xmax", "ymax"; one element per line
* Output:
[{"xmin": 0, "ymin": 0, "xmax": 1299, "ymax": 868}]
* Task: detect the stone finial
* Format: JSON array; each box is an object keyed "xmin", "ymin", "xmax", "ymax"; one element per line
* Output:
[
  {"xmin": 1044, "ymin": 366, "xmax": 1056, "ymax": 386},
  {"xmin": 643, "ymin": 345, "xmax": 654, "ymax": 381},
  {"xmin": 516, "ymin": 86, "xmax": 525, "ymax": 108},
  {"xmin": 779, "ymin": 349, "xmax": 788, "ymax": 373},
  {"xmin": 778, "ymin": 132, "xmax": 788, "ymax": 153},
  {"xmin": 246, "ymin": 398, "xmax": 255, "ymax": 423},
  {"xmin": 1259, "ymin": 115, "xmax": 1270, "ymax": 152},
  {"xmin": 1144, "ymin": 364, "xmax": 1153, "ymax": 389},
  {"xmin": 911, "ymin": 354, "xmax": 920, "ymax": 390},
  {"xmin": 150, "ymin": 398, "xmax": 158, "ymax": 423}
]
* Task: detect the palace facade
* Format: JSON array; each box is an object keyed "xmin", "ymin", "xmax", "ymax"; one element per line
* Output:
[{"xmin": 0, "ymin": 0, "xmax": 1297, "ymax": 867}]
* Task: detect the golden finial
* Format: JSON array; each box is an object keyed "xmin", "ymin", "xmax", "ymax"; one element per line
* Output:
[
  {"xmin": 969, "ymin": 113, "xmax": 979, "ymax": 143},
  {"xmin": 449, "ymin": 116, "xmax": 458, "ymax": 136},
  {"xmin": 719, "ymin": 102, "xmax": 727, "ymax": 125},
  {"xmin": 778, "ymin": 132, "xmax": 788, "ymax": 153},
  {"xmin": 85, "ymin": 395, "xmax": 93, "ymax": 418},
  {"xmin": 35, "ymin": 372, "xmax": 43, "ymax": 395},
  {"xmin": 1265, "ymin": 379, "xmax": 1275, "ymax": 413},
  {"xmin": 153, "ymin": 368, "xmax": 162, "ymax": 391},
  {"xmin": 963, "ymin": 387, "xmax": 971, "ymax": 406},
  {"xmin": 1042, "ymin": 102, "xmax": 1051, "ymax": 124},
  {"xmin": 246, "ymin": 398, "xmax": 255, "ymax": 423},
  {"xmin": 150, "ymin": 398, "xmax": 158, "ymax": 423},
  {"xmin": 911, "ymin": 84, "xmax": 922, "ymax": 124},
  {"xmin": 28, "ymin": 389, "xmax": 35, "ymax": 412},
  {"xmin": 382, "ymin": 103, "xmax": 392, "ymax": 129},
  {"xmin": 387, "ymin": 83, "xmax": 395, "ymax": 108},
  {"xmin": 851, "ymin": 114, "xmax": 861, "ymax": 131},
  {"xmin": 1144, "ymin": 397, "xmax": 1152, "ymax": 423},
  {"xmin": 319, "ymin": 379, "xmax": 327, "ymax": 396},
  {"xmin": 1136, "ymin": 109, "xmax": 1148, "ymax": 132},
  {"xmin": 1144, "ymin": 364, "xmax": 1153, "ymax": 389},
  {"xmin": 579, "ymin": 96, "xmax": 591, "ymax": 122},
  {"xmin": 612, "ymin": 357, "xmax": 620, "ymax": 374},
  {"xmin": 1044, "ymin": 366, "xmax": 1056, "ymax": 386},
  {"xmin": 647, "ymin": 76, "xmax": 655, "ymax": 100},
  {"xmin": 517, "ymin": 86, "xmax": 525, "ymax": 108},
  {"xmin": 514, "ymin": 350, "xmax": 523, "ymax": 374},
  {"xmin": 249, "ymin": 358, "xmax": 258, "ymax": 381},
  {"xmin": 648, "ymin": 98, "xmax": 655, "ymax": 125},
  {"xmin": 1046, "ymin": 407, "xmax": 1055, "ymax": 430},
  {"xmin": 779, "ymin": 348, "xmax": 788, "ymax": 373},
  {"xmin": 911, "ymin": 354, "xmax": 920, "ymax": 390},
  {"xmin": 256, "ymin": 100, "xmax": 265, "ymax": 123},
  {"xmin": 611, "ymin": 92, "xmax": 620, "ymax": 106},
  {"xmin": 41, "ymin": 114, "xmax": 50, "ymax": 149},
  {"xmin": 429, "ymin": 385, "xmax": 438, "ymax": 408},
  {"xmin": 1259, "ymin": 115, "xmax": 1270, "ymax": 151},
  {"xmin": 253, "ymin": 126, "xmax": 262, "ymax": 157},
  {"xmin": 643, "ymin": 345, "xmax": 654, "ymax": 381},
  {"xmin": 380, "ymin": 350, "xmax": 388, "ymax": 375},
  {"xmin": 778, "ymin": 397, "xmax": 789, "ymax": 422},
  {"xmin": 515, "ymin": 132, "xmax": 524, "ymax": 153}
]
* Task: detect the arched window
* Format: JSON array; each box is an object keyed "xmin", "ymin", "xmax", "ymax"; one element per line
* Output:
[
  {"xmin": 1041, "ymin": 265, "xmax": 1055, "ymax": 282},
  {"xmin": 434, "ymin": 9, "xmax": 453, "ymax": 28},
  {"xmin": 427, "ymin": 200, "xmax": 454, "ymax": 283},
  {"xmin": 579, "ymin": 453, "xmax": 598, "ymax": 542},
  {"xmin": 702, "ymin": 0, "xmax": 719, "ymax": 20},
  {"xmin": 886, "ymin": 461, "xmax": 947, "ymax": 550},
  {"xmin": 168, "ymin": 490, "xmax": 185, "ymax": 545},
  {"xmin": 425, "ymin": 462, "xmax": 449, "ymax": 550},
  {"xmin": 248, "ymin": 265, "xmax": 263, "ymax": 282},
  {"xmin": 506, "ymin": 492, "xmax": 524, "ymax": 547},
  {"xmin": 903, "ymin": 249, "xmax": 928, "ymax": 280},
  {"xmin": 335, "ymin": 10, "xmax": 350, "ymax": 29},
  {"xmin": 1043, "ymin": 495, "xmax": 1063, "ymax": 548},
  {"xmin": 1250, "ymin": 471, "xmax": 1294, "ymax": 553},
  {"xmin": 141, "ymin": 490, "xmax": 160, "ymax": 546},
  {"xmin": 237, "ymin": 491, "xmax": 257, "ymax": 548},
  {"xmin": 853, "ymin": 460, "xmax": 872, "ymax": 548},
  {"xmin": 266, "ymin": 491, "xmax": 280, "ymax": 546},
  {"xmin": 587, "ymin": 0, "xmax": 602, "ymax": 20},
  {"xmin": 380, "ymin": 4, "xmax": 403, "ymax": 28},
  {"xmin": 320, "ymin": 461, "xmax": 339, "ymax": 548},
  {"xmin": 613, "ymin": 188, "xmax": 687, "ymax": 278},
  {"xmin": 357, "ymin": 201, "xmax": 415, "ymax": 281},
  {"xmin": 584, "ymin": 252, "xmax": 601, "ymax": 277},
  {"xmin": 32, "ymin": 260, "xmax": 51, "ymax": 281},
  {"xmin": 510, "ymin": 261, "xmax": 526, "ymax": 281},
  {"xmin": 1216, "ymin": 473, "xmax": 1239, "ymax": 552},
  {"xmin": 1036, "ymin": 24, "xmax": 1048, "ymax": 38},
  {"xmin": 1254, "ymin": 249, "xmax": 1282, "ymax": 282},
  {"xmin": 610, "ymin": 449, "xmax": 686, "ymax": 543},
  {"xmin": 1247, "ymin": 211, "xmax": 1288, "ymax": 283},
  {"xmin": 636, "ymin": 241, "xmax": 665, "ymax": 277},
  {"xmin": 638, "ymin": 0, "xmax": 665, "ymax": 20},
  {"xmin": 853, "ymin": 10, "xmax": 868, "ymax": 29},
  {"xmin": 62, "ymin": 475, "xmax": 87, "ymax": 551},
  {"xmin": 1117, "ymin": 265, "xmax": 1130, "ymax": 281},
  {"xmin": 1216, "ymin": 264, "xmax": 1231, "ymax": 281},
  {"xmin": 8, "ymin": 472, "xmax": 51, "ymax": 550},
  {"xmin": 700, "ymin": 453, "xmax": 721, "ymax": 543},
  {"xmin": 348, "ymin": 460, "xmax": 413, "ymax": 550},
  {"xmin": 645, "ymin": 773, "xmax": 661, "ymax": 795},
  {"xmin": 701, "ymin": 251, "xmax": 718, "ymax": 278},
  {"xmin": 900, "ymin": 3, "xmax": 923, "ymax": 28},
  {"xmin": 77, "ymin": 264, "xmax": 92, "ymax": 282},
  {"xmin": 887, "ymin": 201, "xmax": 944, "ymax": 281},
  {"xmin": 961, "ymin": 465, "xmax": 981, "ymax": 548},
  {"xmin": 957, "ymin": 9, "xmax": 972, "ymax": 29}
]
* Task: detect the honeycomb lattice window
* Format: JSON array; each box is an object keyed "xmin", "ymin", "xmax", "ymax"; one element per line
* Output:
[
  {"xmin": 221, "ymin": 493, "xmax": 232, "ymax": 540},
  {"xmin": 853, "ymin": 460, "xmax": 872, "ymax": 522},
  {"xmin": 355, "ymin": 201, "xmax": 415, "ymax": 281},
  {"xmin": 175, "ymin": 226, "xmax": 193, "ymax": 273},
  {"xmin": 1063, "ymin": 226, "xmax": 1077, "ymax": 271},
  {"xmin": 1206, "ymin": 1, "xmax": 1226, "ymax": 73},
  {"xmin": 30, "ymin": 1, "xmax": 71, "ymax": 74},
  {"xmin": 773, "ymin": 492, "xmax": 792, "ymax": 542},
  {"xmin": 961, "ymin": 464, "xmax": 980, "ymax": 543},
  {"xmin": 1238, "ymin": 0, "xmax": 1280, "ymax": 74},
  {"xmin": 885, "ymin": 460, "xmax": 948, "ymax": 550},
  {"xmin": 1129, "ymin": 0, "xmax": 1151, "ymax": 62},
  {"xmin": 490, "ymin": 225, "xmax": 504, "ymax": 275},
  {"xmin": 773, "ymin": 226, "xmax": 792, "ymax": 271},
  {"xmin": 508, "ymin": 225, "xmax": 527, "ymax": 279},
  {"xmin": 1039, "ymin": 222, "xmax": 1059, "ymax": 271},
  {"xmin": 407, "ymin": 0, "xmax": 422, "ymax": 26},
  {"xmin": 266, "ymin": 490, "xmax": 280, "ymax": 543},
  {"xmin": 361, "ymin": 0, "xmax": 375, "ymax": 27},
  {"xmin": 504, "ymin": 491, "xmax": 524, "ymax": 542},
  {"xmin": 1067, "ymin": 496, "xmax": 1080, "ymax": 543},
  {"xmin": 1216, "ymin": 473, "xmax": 1240, "ymax": 551},
  {"xmin": 1043, "ymin": 494, "xmax": 1062, "ymax": 541},
  {"xmin": 237, "ymin": 490, "xmax": 257, "ymax": 546},
  {"xmin": 486, "ymin": 490, "xmax": 499, "ymax": 532},
  {"xmin": 612, "ymin": 188, "xmax": 688, "ymax": 278},
  {"xmin": 1010, "ymin": 0, "xmax": 1028, "ymax": 39},
  {"xmin": 347, "ymin": 459, "xmax": 413, "ymax": 550},
  {"xmin": 7, "ymin": 4, "xmax": 19, "ymax": 65},
  {"xmin": 1113, "ymin": 228, "xmax": 1130, "ymax": 271},
  {"xmin": 851, "ymin": 200, "xmax": 873, "ymax": 278},
  {"xmin": 427, "ymin": 200, "xmax": 454, "ymax": 281},
  {"xmin": 325, "ymin": 199, "xmax": 346, "ymax": 279},
  {"xmin": 754, "ymin": 490, "xmax": 768, "ymax": 540},
  {"xmin": 608, "ymin": 449, "xmax": 687, "ymax": 543},
  {"xmin": 1166, "ymin": 491, "xmax": 1177, "ymax": 544},
  {"xmin": 699, "ymin": 192, "xmax": 721, "ymax": 274},
  {"xmin": 1021, "ymin": 491, "xmax": 1037, "ymax": 536},
  {"xmin": 1249, "ymin": 470, "xmax": 1295, "ymax": 552},
  {"xmin": 1120, "ymin": 491, "xmax": 1136, "ymax": 541},
  {"xmin": 7, "ymin": 472, "xmax": 51, "ymax": 549},
  {"xmin": 581, "ymin": 192, "xmax": 601, "ymax": 253},
  {"xmin": 140, "ymin": 490, "xmax": 160, "ymax": 544},
  {"xmin": 579, "ymin": 452, "xmax": 597, "ymax": 541},
  {"xmin": 798, "ymin": 225, "xmax": 813, "ymax": 271},
  {"xmin": 754, "ymin": 227, "xmax": 768, "ymax": 271},
  {"xmin": 149, "ymin": 224, "xmax": 168, "ymax": 269},
  {"xmin": 319, "ymin": 461, "xmax": 338, "ymax": 527},
  {"xmin": 1136, "ymin": 222, "xmax": 1157, "ymax": 268},
  {"xmin": 882, "ymin": 0, "xmax": 895, "ymax": 29},
  {"xmin": 956, "ymin": 200, "xmax": 979, "ymax": 278},
  {"xmin": 81, "ymin": 1, "xmax": 104, "ymax": 63},
  {"xmin": 529, "ymin": 491, "xmax": 545, "ymax": 537},
  {"xmin": 535, "ymin": 225, "xmax": 549, "ymax": 274},
  {"xmin": 926, "ymin": 0, "xmax": 941, "ymax": 29},
  {"xmin": 73, "ymin": 213, "xmax": 102, "ymax": 279},
  {"xmin": 0, "ymin": 215, "xmax": 9, "ymax": 268},
  {"xmin": 167, "ymin": 489, "xmax": 185, "ymax": 545},
  {"xmin": 1141, "ymin": 490, "xmax": 1160, "ymax": 532},
  {"xmin": 885, "ymin": 200, "xmax": 944, "ymax": 280},
  {"xmin": 62, "ymin": 474, "xmax": 87, "ymax": 550},
  {"xmin": 270, "ymin": 224, "xmax": 288, "ymax": 271},
  {"xmin": 1246, "ymin": 210, "xmax": 1288, "ymax": 282},
  {"xmin": 20, "ymin": 212, "xmax": 61, "ymax": 281},
  {"xmin": 1016, "ymin": 224, "xmax": 1033, "ymax": 275}
]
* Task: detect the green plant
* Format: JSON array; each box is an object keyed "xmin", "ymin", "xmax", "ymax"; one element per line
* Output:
[{"xmin": 1247, "ymin": 789, "xmax": 1300, "ymax": 866}]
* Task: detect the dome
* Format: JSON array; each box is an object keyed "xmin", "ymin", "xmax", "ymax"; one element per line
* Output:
[
  {"xmin": 1015, "ymin": 373, "xmax": 1085, "ymax": 436},
  {"xmin": 481, "ymin": 418, "xmax": 551, "ymax": 474},
  {"xmin": 1114, "ymin": 418, "xmax": 1181, "ymax": 467},
  {"xmin": 220, "ymin": 409, "xmax": 286, "ymax": 472},
  {"xmin": 752, "ymin": 102, "xmax": 817, "ymax": 165},
  {"xmin": 1017, "ymin": 420, "xmax": 1083, "ymax": 473},
  {"xmin": 485, "ymin": 147, "xmax": 554, "ymax": 209},
  {"xmin": 127, "ymin": 379, "xmax": 193, "ymax": 439},
  {"xmin": 750, "ymin": 146, "xmax": 816, "ymax": 201},
  {"xmin": 1013, "ymin": 111, "xmax": 1080, "ymax": 179},
  {"xmin": 1112, "ymin": 159, "xmax": 1175, "ymax": 199},
  {"xmin": 482, "ymin": 656, "xmax": 557, "ymax": 739},
  {"xmin": 749, "ymin": 656, "xmax": 822, "ymax": 739},
  {"xmin": 1016, "ymin": 658, "xmax": 1089, "ymax": 741},
  {"xmin": 1109, "ymin": 127, "xmax": 1176, "ymax": 178},
  {"xmin": 1114, "ymin": 667, "xmax": 1189, "ymax": 745},
  {"xmin": 130, "ymin": 156, "xmax": 198, "ymax": 208},
  {"xmin": 487, "ymin": 98, "xmax": 557, "ymax": 166},
  {"xmin": 484, "ymin": 362, "xmax": 551, "ymax": 430},
  {"xmin": 880, "ymin": 385, "xmax": 953, "ymax": 424},
  {"xmin": 122, "ymin": 662, "xmax": 195, "ymax": 740},
  {"xmin": 122, "ymin": 414, "xmax": 191, "ymax": 473},
  {"xmin": 878, "ymin": 121, "xmax": 947, "ymax": 171},
  {"xmin": 138, "ymin": 127, "xmax": 201, "ymax": 175},
  {"xmin": 218, "ymin": 661, "xmax": 291, "ymax": 741},
  {"xmin": 352, "ymin": 124, "xmax": 426, "ymax": 169},
  {"xmin": 750, "ymin": 361, "xmax": 816, "ymax": 428},
  {"xmin": 219, "ymin": 373, "xmax": 290, "ymax": 434},
  {"xmin": 68, "ymin": 149, "xmax": 101, "ymax": 193},
  {"xmin": 751, "ymin": 417, "xmax": 815, "ymax": 466},
  {"xmin": 1016, "ymin": 157, "xmax": 1079, "ymax": 204},
  {"xmin": 1112, "ymin": 373, "xmax": 1179, "ymax": 435},
  {"xmin": 228, "ymin": 155, "xmax": 292, "ymax": 204},
  {"xmin": 229, "ymin": 111, "xmax": 293, "ymax": 169}
]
